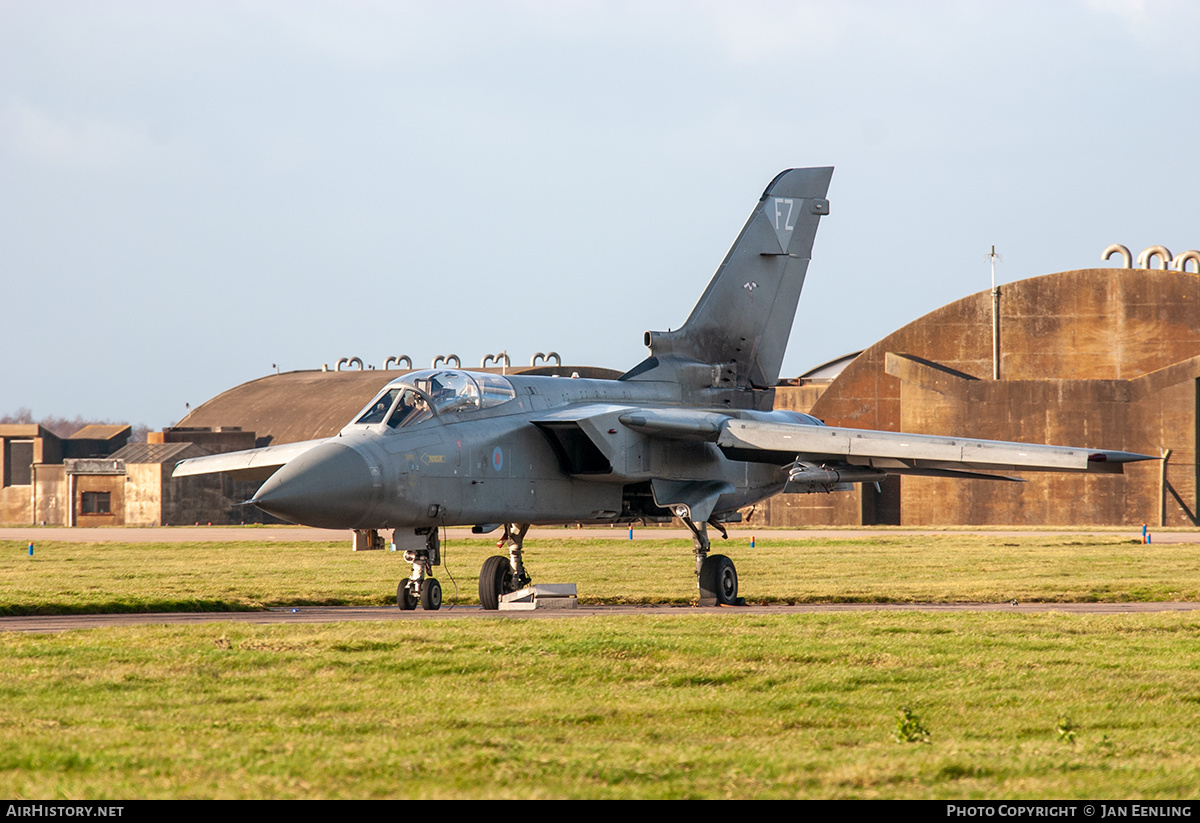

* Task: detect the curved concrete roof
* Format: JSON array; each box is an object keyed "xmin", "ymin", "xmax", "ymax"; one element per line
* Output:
[
  {"xmin": 797, "ymin": 266, "xmax": 1200, "ymax": 526},
  {"xmin": 176, "ymin": 370, "xmax": 393, "ymax": 446},
  {"xmin": 811, "ymin": 267, "xmax": 1200, "ymax": 430}
]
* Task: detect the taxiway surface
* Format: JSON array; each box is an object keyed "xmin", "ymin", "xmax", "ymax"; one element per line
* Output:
[{"xmin": 4, "ymin": 601, "xmax": 1199, "ymax": 634}]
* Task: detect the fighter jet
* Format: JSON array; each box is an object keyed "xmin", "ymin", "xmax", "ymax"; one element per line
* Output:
[{"xmin": 173, "ymin": 167, "xmax": 1152, "ymax": 610}]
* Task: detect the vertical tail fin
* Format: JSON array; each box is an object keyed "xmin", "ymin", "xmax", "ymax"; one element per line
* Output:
[{"xmin": 625, "ymin": 167, "xmax": 833, "ymax": 394}]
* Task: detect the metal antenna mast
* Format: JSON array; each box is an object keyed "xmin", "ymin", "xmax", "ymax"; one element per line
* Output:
[{"xmin": 986, "ymin": 244, "xmax": 1003, "ymax": 380}]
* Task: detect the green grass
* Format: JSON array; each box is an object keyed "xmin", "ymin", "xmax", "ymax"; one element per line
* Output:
[
  {"xmin": 3, "ymin": 532, "xmax": 1199, "ymax": 798},
  {"xmin": 1, "ymin": 612, "xmax": 1198, "ymax": 798},
  {"xmin": 2, "ymin": 533, "xmax": 1196, "ymax": 614}
]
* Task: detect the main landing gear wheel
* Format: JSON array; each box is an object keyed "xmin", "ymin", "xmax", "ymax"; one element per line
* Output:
[
  {"xmin": 397, "ymin": 581, "xmax": 417, "ymax": 611},
  {"xmin": 479, "ymin": 555, "xmax": 515, "ymax": 611},
  {"xmin": 699, "ymin": 554, "xmax": 738, "ymax": 606},
  {"xmin": 420, "ymin": 577, "xmax": 443, "ymax": 611},
  {"xmin": 479, "ymin": 523, "xmax": 532, "ymax": 610}
]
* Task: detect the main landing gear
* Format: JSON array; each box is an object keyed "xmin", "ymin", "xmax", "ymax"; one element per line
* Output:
[
  {"xmin": 469, "ymin": 517, "xmax": 743, "ymax": 608},
  {"xmin": 479, "ymin": 523, "xmax": 532, "ymax": 610},
  {"xmin": 394, "ymin": 528, "xmax": 443, "ymax": 611},
  {"xmin": 677, "ymin": 510, "xmax": 743, "ymax": 607}
]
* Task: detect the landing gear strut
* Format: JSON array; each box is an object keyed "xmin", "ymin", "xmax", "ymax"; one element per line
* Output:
[
  {"xmin": 479, "ymin": 523, "xmax": 532, "ymax": 610},
  {"xmin": 677, "ymin": 509, "xmax": 742, "ymax": 607},
  {"xmin": 394, "ymin": 528, "xmax": 442, "ymax": 611}
]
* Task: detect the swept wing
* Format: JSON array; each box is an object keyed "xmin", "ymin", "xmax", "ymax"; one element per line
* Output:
[
  {"xmin": 172, "ymin": 438, "xmax": 329, "ymax": 483},
  {"xmin": 618, "ymin": 408, "xmax": 1152, "ymax": 478}
]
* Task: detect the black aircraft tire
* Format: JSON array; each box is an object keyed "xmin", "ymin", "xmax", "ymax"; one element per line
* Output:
[
  {"xmin": 420, "ymin": 577, "xmax": 443, "ymax": 611},
  {"xmin": 479, "ymin": 555, "xmax": 512, "ymax": 611},
  {"xmin": 698, "ymin": 554, "xmax": 738, "ymax": 606},
  {"xmin": 397, "ymin": 581, "xmax": 417, "ymax": 611}
]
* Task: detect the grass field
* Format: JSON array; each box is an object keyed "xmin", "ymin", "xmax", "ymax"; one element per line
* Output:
[
  {"xmin": 3, "ymin": 612, "xmax": 1199, "ymax": 799},
  {"xmin": 3, "ymin": 532, "xmax": 1197, "ymax": 613},
  {"xmin": 1, "ymin": 532, "xmax": 1198, "ymax": 798}
]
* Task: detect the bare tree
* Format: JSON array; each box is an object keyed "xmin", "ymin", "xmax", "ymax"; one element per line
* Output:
[{"xmin": 0, "ymin": 409, "xmax": 148, "ymax": 442}]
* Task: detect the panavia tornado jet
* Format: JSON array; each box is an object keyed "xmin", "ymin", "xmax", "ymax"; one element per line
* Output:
[{"xmin": 173, "ymin": 167, "xmax": 1152, "ymax": 610}]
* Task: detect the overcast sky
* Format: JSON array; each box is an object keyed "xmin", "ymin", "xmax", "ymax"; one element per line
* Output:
[{"xmin": 3, "ymin": 1, "xmax": 1198, "ymax": 429}]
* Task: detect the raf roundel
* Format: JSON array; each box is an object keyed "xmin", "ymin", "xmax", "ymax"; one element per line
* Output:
[{"xmin": 492, "ymin": 446, "xmax": 504, "ymax": 472}]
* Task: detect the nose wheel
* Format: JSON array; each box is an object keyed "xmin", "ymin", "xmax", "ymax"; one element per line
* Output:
[
  {"xmin": 393, "ymin": 528, "xmax": 443, "ymax": 611},
  {"xmin": 420, "ymin": 577, "xmax": 442, "ymax": 610},
  {"xmin": 397, "ymin": 580, "xmax": 417, "ymax": 611}
]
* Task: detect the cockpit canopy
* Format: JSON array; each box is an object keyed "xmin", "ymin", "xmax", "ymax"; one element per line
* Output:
[{"xmin": 350, "ymin": 369, "xmax": 516, "ymax": 430}]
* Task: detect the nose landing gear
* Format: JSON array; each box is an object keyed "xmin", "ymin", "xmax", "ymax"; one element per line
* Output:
[{"xmin": 393, "ymin": 528, "xmax": 443, "ymax": 611}]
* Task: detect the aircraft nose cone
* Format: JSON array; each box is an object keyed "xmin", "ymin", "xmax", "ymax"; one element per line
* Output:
[{"xmin": 252, "ymin": 442, "xmax": 377, "ymax": 529}]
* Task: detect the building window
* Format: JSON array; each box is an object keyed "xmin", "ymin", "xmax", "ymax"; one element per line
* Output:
[
  {"xmin": 3, "ymin": 441, "xmax": 33, "ymax": 486},
  {"xmin": 81, "ymin": 492, "xmax": 111, "ymax": 515}
]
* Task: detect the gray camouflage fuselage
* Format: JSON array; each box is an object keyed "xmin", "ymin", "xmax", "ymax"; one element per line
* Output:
[{"xmin": 251, "ymin": 373, "xmax": 807, "ymax": 530}]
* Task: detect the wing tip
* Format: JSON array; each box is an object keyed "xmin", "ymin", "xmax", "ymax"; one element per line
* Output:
[{"xmin": 1088, "ymin": 451, "xmax": 1158, "ymax": 464}]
